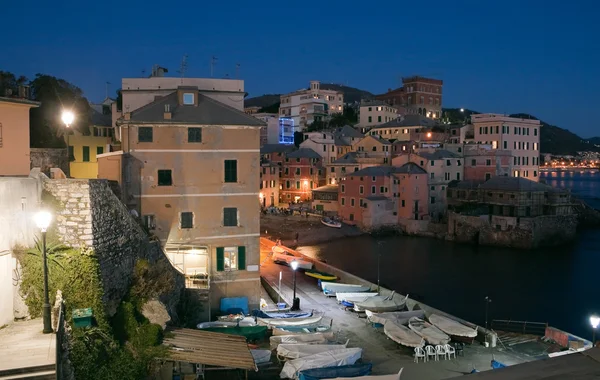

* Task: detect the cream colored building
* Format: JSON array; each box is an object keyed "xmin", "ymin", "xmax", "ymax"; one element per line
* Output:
[
  {"xmin": 369, "ymin": 114, "xmax": 438, "ymax": 141},
  {"xmin": 0, "ymin": 97, "xmax": 40, "ymax": 176},
  {"xmin": 359, "ymin": 100, "xmax": 398, "ymax": 127},
  {"xmin": 300, "ymin": 131, "xmax": 337, "ymax": 164},
  {"xmin": 471, "ymin": 114, "xmax": 541, "ymax": 181},
  {"xmin": 98, "ymin": 85, "xmax": 265, "ymax": 314},
  {"xmin": 279, "ymin": 80, "xmax": 344, "ymax": 130}
]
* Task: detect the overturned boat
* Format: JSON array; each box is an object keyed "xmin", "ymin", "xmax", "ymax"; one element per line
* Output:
[
  {"xmin": 353, "ymin": 292, "xmax": 409, "ymax": 313},
  {"xmin": 197, "ymin": 317, "xmax": 256, "ymax": 329},
  {"xmin": 257, "ymin": 311, "xmax": 324, "ymax": 327},
  {"xmin": 280, "ymin": 348, "xmax": 362, "ymax": 379},
  {"xmin": 366, "ymin": 309, "xmax": 425, "ymax": 326},
  {"xmin": 429, "ymin": 314, "xmax": 478, "ymax": 343},
  {"xmin": 272, "ymin": 325, "xmax": 334, "ymax": 339},
  {"xmin": 384, "ymin": 321, "xmax": 424, "ymax": 348},
  {"xmin": 269, "ymin": 333, "xmax": 331, "ymax": 350},
  {"xmin": 298, "ymin": 363, "xmax": 373, "ymax": 380},
  {"xmin": 408, "ymin": 317, "xmax": 450, "ymax": 345},
  {"xmin": 321, "ymin": 282, "xmax": 372, "ymax": 296},
  {"xmin": 336, "ymin": 292, "xmax": 378, "ymax": 304},
  {"xmin": 276, "ymin": 340, "xmax": 350, "ymax": 361}
]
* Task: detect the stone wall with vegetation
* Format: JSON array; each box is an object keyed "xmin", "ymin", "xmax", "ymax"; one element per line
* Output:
[{"xmin": 30, "ymin": 148, "xmax": 69, "ymax": 177}]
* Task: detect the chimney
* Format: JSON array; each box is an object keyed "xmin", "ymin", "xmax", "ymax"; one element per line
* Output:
[
  {"xmin": 18, "ymin": 85, "xmax": 30, "ymax": 99},
  {"xmin": 124, "ymin": 112, "xmax": 131, "ymax": 120},
  {"xmin": 164, "ymin": 104, "xmax": 172, "ymax": 120}
]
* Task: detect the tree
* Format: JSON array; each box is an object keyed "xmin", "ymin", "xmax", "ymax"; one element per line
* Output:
[
  {"xmin": 0, "ymin": 71, "xmax": 27, "ymax": 96},
  {"xmin": 259, "ymin": 102, "xmax": 280, "ymax": 114},
  {"xmin": 293, "ymin": 132, "xmax": 304, "ymax": 147}
]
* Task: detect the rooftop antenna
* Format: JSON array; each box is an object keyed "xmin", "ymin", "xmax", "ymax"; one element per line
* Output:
[
  {"xmin": 105, "ymin": 81, "xmax": 111, "ymax": 99},
  {"xmin": 235, "ymin": 63, "xmax": 240, "ymax": 79},
  {"xmin": 178, "ymin": 54, "xmax": 188, "ymax": 84},
  {"xmin": 210, "ymin": 56, "xmax": 218, "ymax": 78}
]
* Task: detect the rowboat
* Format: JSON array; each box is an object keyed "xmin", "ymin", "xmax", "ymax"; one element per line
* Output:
[
  {"xmin": 321, "ymin": 282, "xmax": 372, "ymax": 296},
  {"xmin": 276, "ymin": 340, "xmax": 349, "ymax": 361},
  {"xmin": 253, "ymin": 310, "xmax": 312, "ymax": 319},
  {"xmin": 408, "ymin": 317, "xmax": 450, "ymax": 345},
  {"xmin": 353, "ymin": 292, "xmax": 409, "ymax": 313},
  {"xmin": 365, "ymin": 310, "xmax": 425, "ymax": 326},
  {"xmin": 383, "ymin": 322, "xmax": 424, "ymax": 348},
  {"xmin": 269, "ymin": 333, "xmax": 331, "ymax": 350},
  {"xmin": 272, "ymin": 325, "xmax": 334, "ymax": 339},
  {"xmin": 197, "ymin": 317, "xmax": 256, "ymax": 329},
  {"xmin": 298, "ymin": 363, "xmax": 372, "ymax": 380},
  {"xmin": 307, "ymin": 370, "xmax": 403, "ymax": 380},
  {"xmin": 305, "ymin": 269, "xmax": 338, "ymax": 281},
  {"xmin": 321, "ymin": 217, "xmax": 342, "ymax": 228},
  {"xmin": 257, "ymin": 312, "xmax": 324, "ymax": 327},
  {"xmin": 280, "ymin": 348, "xmax": 363, "ymax": 379},
  {"xmin": 199, "ymin": 325, "xmax": 268, "ymax": 341},
  {"xmin": 336, "ymin": 292, "xmax": 378, "ymax": 304},
  {"xmin": 428, "ymin": 314, "xmax": 478, "ymax": 343}
]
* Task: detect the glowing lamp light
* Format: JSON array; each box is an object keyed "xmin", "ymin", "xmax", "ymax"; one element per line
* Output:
[
  {"xmin": 426, "ymin": 132, "xmax": 432, "ymax": 138},
  {"xmin": 34, "ymin": 210, "xmax": 52, "ymax": 232},
  {"xmin": 187, "ymin": 248, "xmax": 205, "ymax": 255},
  {"xmin": 290, "ymin": 260, "xmax": 299, "ymax": 271},
  {"xmin": 460, "ymin": 108, "xmax": 465, "ymax": 113},
  {"xmin": 591, "ymin": 316, "xmax": 600, "ymax": 329},
  {"xmin": 61, "ymin": 110, "xmax": 75, "ymax": 127}
]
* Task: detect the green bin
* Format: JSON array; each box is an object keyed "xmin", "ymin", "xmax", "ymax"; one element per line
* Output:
[{"xmin": 72, "ymin": 308, "xmax": 93, "ymax": 328}]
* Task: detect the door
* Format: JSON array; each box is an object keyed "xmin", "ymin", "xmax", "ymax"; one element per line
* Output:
[
  {"xmin": 270, "ymin": 194, "xmax": 274, "ymax": 206},
  {"xmin": 414, "ymin": 200, "xmax": 419, "ymax": 220},
  {"xmin": 316, "ymin": 204, "xmax": 324, "ymax": 212}
]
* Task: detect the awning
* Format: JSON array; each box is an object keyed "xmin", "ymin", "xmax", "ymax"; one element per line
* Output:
[{"xmin": 162, "ymin": 328, "xmax": 257, "ymax": 371}]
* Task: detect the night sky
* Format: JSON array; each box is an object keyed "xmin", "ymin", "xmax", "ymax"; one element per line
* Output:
[{"xmin": 3, "ymin": 0, "xmax": 598, "ymax": 136}]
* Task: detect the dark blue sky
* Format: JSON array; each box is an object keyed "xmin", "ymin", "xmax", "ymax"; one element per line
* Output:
[{"xmin": 3, "ymin": 0, "xmax": 598, "ymax": 136}]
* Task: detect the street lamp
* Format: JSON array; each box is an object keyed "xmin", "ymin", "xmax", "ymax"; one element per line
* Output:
[
  {"xmin": 590, "ymin": 315, "xmax": 599, "ymax": 346},
  {"xmin": 290, "ymin": 260, "xmax": 300, "ymax": 311},
  {"xmin": 62, "ymin": 110, "xmax": 75, "ymax": 171},
  {"xmin": 376, "ymin": 241, "xmax": 382, "ymax": 293},
  {"xmin": 34, "ymin": 210, "xmax": 53, "ymax": 334}
]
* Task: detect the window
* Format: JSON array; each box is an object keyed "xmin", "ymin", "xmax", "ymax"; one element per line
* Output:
[
  {"xmin": 359, "ymin": 185, "xmax": 364, "ymax": 194},
  {"xmin": 534, "ymin": 128, "xmax": 538, "ymax": 136},
  {"xmin": 188, "ymin": 127, "xmax": 202, "ymax": 142},
  {"xmin": 224, "ymin": 160, "xmax": 237, "ymax": 182},
  {"xmin": 378, "ymin": 116, "xmax": 381, "ymax": 122},
  {"xmin": 431, "ymin": 197, "xmax": 436, "ymax": 204},
  {"xmin": 296, "ymin": 181, "xmax": 300, "ymax": 189},
  {"xmin": 183, "ymin": 93, "xmax": 194, "ymax": 105},
  {"xmin": 471, "ymin": 159, "xmax": 476, "ymax": 166},
  {"xmin": 68, "ymin": 146, "xmax": 74, "ymax": 161},
  {"xmin": 486, "ymin": 159, "xmax": 491, "ymax": 166},
  {"xmin": 446, "ymin": 160, "xmax": 451, "ymax": 166},
  {"xmin": 341, "ymin": 197, "xmax": 345, "ymax": 206},
  {"xmin": 503, "ymin": 141, "xmax": 507, "ymax": 149},
  {"xmin": 371, "ymin": 186, "xmax": 376, "ymax": 194},
  {"xmin": 372, "ymin": 176, "xmax": 376, "ymax": 182},
  {"xmin": 216, "ymin": 246, "xmax": 246, "ymax": 271},
  {"xmin": 401, "ymin": 200, "xmax": 405, "ymax": 207},
  {"xmin": 351, "ymin": 198, "xmax": 355, "ymax": 207},
  {"xmin": 430, "ymin": 173, "xmax": 434, "ymax": 179},
  {"xmin": 81, "ymin": 146, "xmax": 90, "ymax": 162},
  {"xmin": 341, "ymin": 184, "xmax": 345, "ymax": 193},
  {"xmin": 223, "ymin": 208, "xmax": 238, "ymax": 226},
  {"xmin": 368, "ymin": 116, "xmax": 372, "ymax": 123},
  {"xmin": 485, "ymin": 173, "xmax": 491, "ymax": 181},
  {"xmin": 286, "ymin": 180, "xmax": 290, "ymax": 189},
  {"xmin": 534, "ymin": 171, "xmax": 538, "ymax": 177},
  {"xmin": 180, "ymin": 212, "xmax": 193, "ymax": 228},
  {"xmin": 295, "ymin": 168, "xmax": 300, "ymax": 175},
  {"xmin": 143, "ymin": 215, "xmax": 156, "ymax": 230},
  {"xmin": 158, "ymin": 170, "xmax": 172, "ymax": 186},
  {"xmin": 138, "ymin": 127, "xmax": 153, "ymax": 142},
  {"xmin": 457, "ymin": 160, "xmax": 461, "ymax": 166},
  {"xmin": 456, "ymin": 173, "xmax": 461, "ymax": 180},
  {"xmin": 430, "ymin": 186, "xmax": 435, "ymax": 191},
  {"xmin": 430, "ymin": 160, "xmax": 435, "ymax": 166}
]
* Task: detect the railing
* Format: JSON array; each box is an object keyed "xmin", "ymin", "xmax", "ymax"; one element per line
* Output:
[
  {"xmin": 56, "ymin": 301, "xmax": 65, "ymax": 380},
  {"xmin": 491, "ymin": 319, "xmax": 548, "ymax": 336}
]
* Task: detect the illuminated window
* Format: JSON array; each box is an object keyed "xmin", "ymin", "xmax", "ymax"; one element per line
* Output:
[
  {"xmin": 216, "ymin": 246, "xmax": 246, "ymax": 271},
  {"xmin": 183, "ymin": 93, "xmax": 194, "ymax": 105}
]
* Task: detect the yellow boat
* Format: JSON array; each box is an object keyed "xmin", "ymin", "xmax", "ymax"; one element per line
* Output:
[{"xmin": 305, "ymin": 269, "xmax": 337, "ymax": 281}]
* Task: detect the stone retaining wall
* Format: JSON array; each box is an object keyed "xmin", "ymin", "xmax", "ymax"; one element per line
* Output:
[{"xmin": 30, "ymin": 148, "xmax": 69, "ymax": 177}]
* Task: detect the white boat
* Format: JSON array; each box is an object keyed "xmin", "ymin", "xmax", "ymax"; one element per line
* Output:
[
  {"xmin": 251, "ymin": 349, "xmax": 272, "ymax": 365},
  {"xmin": 331, "ymin": 370, "xmax": 404, "ymax": 380},
  {"xmin": 257, "ymin": 312, "xmax": 324, "ymax": 327},
  {"xmin": 408, "ymin": 317, "xmax": 450, "ymax": 345},
  {"xmin": 321, "ymin": 217, "xmax": 342, "ymax": 228},
  {"xmin": 365, "ymin": 310, "xmax": 425, "ymax": 326},
  {"xmin": 353, "ymin": 292, "xmax": 409, "ymax": 313},
  {"xmin": 280, "ymin": 348, "xmax": 363, "ymax": 379},
  {"xmin": 272, "ymin": 326, "xmax": 334, "ymax": 339},
  {"xmin": 336, "ymin": 292, "xmax": 378, "ymax": 303},
  {"xmin": 196, "ymin": 317, "xmax": 256, "ymax": 329},
  {"xmin": 269, "ymin": 333, "xmax": 330, "ymax": 350},
  {"xmin": 428, "ymin": 314, "xmax": 478, "ymax": 339},
  {"xmin": 276, "ymin": 340, "xmax": 350, "ymax": 360},
  {"xmin": 321, "ymin": 282, "xmax": 372, "ymax": 296},
  {"xmin": 383, "ymin": 322, "xmax": 424, "ymax": 348}
]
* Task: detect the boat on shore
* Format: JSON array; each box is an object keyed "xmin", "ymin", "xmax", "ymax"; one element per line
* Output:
[
  {"xmin": 258, "ymin": 312, "xmax": 324, "ymax": 327},
  {"xmin": 383, "ymin": 322, "xmax": 424, "ymax": 348},
  {"xmin": 272, "ymin": 324, "xmax": 334, "ymax": 338},
  {"xmin": 305, "ymin": 269, "xmax": 338, "ymax": 281},
  {"xmin": 408, "ymin": 317, "xmax": 450, "ymax": 345},
  {"xmin": 270, "ymin": 333, "xmax": 331, "ymax": 350},
  {"xmin": 366, "ymin": 310, "xmax": 425, "ymax": 326},
  {"xmin": 251, "ymin": 349, "xmax": 272, "ymax": 365},
  {"xmin": 428, "ymin": 314, "xmax": 478, "ymax": 343},
  {"xmin": 197, "ymin": 318, "xmax": 256, "ymax": 328},
  {"xmin": 321, "ymin": 282, "xmax": 372, "ymax": 296},
  {"xmin": 198, "ymin": 325, "xmax": 268, "ymax": 341},
  {"xmin": 336, "ymin": 292, "xmax": 378, "ymax": 304},
  {"xmin": 353, "ymin": 292, "xmax": 409, "ymax": 313},
  {"xmin": 276, "ymin": 340, "xmax": 350, "ymax": 360},
  {"xmin": 321, "ymin": 217, "xmax": 342, "ymax": 228},
  {"xmin": 280, "ymin": 348, "xmax": 363, "ymax": 379},
  {"xmin": 298, "ymin": 363, "xmax": 372, "ymax": 380}
]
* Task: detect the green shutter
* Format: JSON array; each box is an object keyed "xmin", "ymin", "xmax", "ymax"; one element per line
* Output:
[
  {"xmin": 238, "ymin": 246, "xmax": 246, "ymax": 270},
  {"xmin": 216, "ymin": 247, "xmax": 224, "ymax": 272}
]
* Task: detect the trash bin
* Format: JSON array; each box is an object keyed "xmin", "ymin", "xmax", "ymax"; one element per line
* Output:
[{"xmin": 72, "ymin": 308, "xmax": 93, "ymax": 328}]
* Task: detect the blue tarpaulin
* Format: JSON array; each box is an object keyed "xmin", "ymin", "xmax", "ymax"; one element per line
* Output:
[
  {"xmin": 298, "ymin": 363, "xmax": 372, "ymax": 380},
  {"xmin": 220, "ymin": 297, "xmax": 249, "ymax": 315},
  {"xmin": 252, "ymin": 309, "xmax": 312, "ymax": 319}
]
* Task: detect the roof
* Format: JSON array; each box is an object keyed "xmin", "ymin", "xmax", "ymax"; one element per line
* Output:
[
  {"xmin": 463, "ymin": 347, "xmax": 600, "ymax": 379},
  {"xmin": 417, "ymin": 150, "xmax": 461, "ymax": 160},
  {"xmin": 333, "ymin": 152, "xmax": 359, "ymax": 164},
  {"xmin": 395, "ymin": 162, "xmax": 427, "ymax": 174},
  {"xmin": 359, "ymin": 134, "xmax": 391, "ymax": 145},
  {"xmin": 122, "ymin": 91, "xmax": 265, "ymax": 126},
  {"xmin": 373, "ymin": 114, "xmax": 438, "ymax": 129},
  {"xmin": 360, "ymin": 99, "xmax": 390, "ymax": 107},
  {"xmin": 286, "ymin": 148, "xmax": 321, "ymax": 159},
  {"xmin": 0, "ymin": 96, "xmax": 40, "ymax": 107},
  {"xmin": 163, "ymin": 328, "xmax": 257, "ymax": 371},
  {"xmin": 312, "ymin": 184, "xmax": 339, "ymax": 193},
  {"xmin": 480, "ymin": 176, "xmax": 552, "ymax": 192},
  {"xmin": 261, "ymin": 144, "xmax": 296, "ymax": 154},
  {"xmin": 90, "ymin": 108, "xmax": 112, "ymax": 127},
  {"xmin": 336, "ymin": 125, "xmax": 364, "ymax": 138},
  {"xmin": 334, "ymin": 137, "xmax": 352, "ymax": 146},
  {"xmin": 349, "ymin": 166, "xmax": 397, "ymax": 177}
]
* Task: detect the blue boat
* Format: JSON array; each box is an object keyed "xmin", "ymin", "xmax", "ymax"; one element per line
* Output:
[
  {"xmin": 298, "ymin": 363, "xmax": 372, "ymax": 380},
  {"xmin": 491, "ymin": 359, "xmax": 506, "ymax": 369}
]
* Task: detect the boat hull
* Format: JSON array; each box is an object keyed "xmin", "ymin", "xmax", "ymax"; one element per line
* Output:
[{"xmin": 305, "ymin": 270, "xmax": 338, "ymax": 281}]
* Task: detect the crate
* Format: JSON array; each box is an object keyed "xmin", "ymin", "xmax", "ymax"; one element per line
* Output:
[{"xmin": 72, "ymin": 308, "xmax": 93, "ymax": 328}]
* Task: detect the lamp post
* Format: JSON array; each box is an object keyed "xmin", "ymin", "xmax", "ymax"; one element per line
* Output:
[
  {"xmin": 62, "ymin": 110, "xmax": 75, "ymax": 175},
  {"xmin": 484, "ymin": 296, "xmax": 492, "ymax": 330},
  {"xmin": 34, "ymin": 210, "xmax": 53, "ymax": 334},
  {"xmin": 590, "ymin": 315, "xmax": 599, "ymax": 346},
  {"xmin": 290, "ymin": 260, "xmax": 300, "ymax": 311},
  {"xmin": 376, "ymin": 241, "xmax": 382, "ymax": 293}
]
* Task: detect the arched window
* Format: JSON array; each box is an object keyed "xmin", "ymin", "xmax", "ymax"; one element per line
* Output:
[{"xmin": 418, "ymin": 108, "xmax": 423, "ymax": 115}]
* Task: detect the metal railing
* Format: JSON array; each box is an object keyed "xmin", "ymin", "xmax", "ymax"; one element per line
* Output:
[
  {"xmin": 491, "ymin": 319, "xmax": 547, "ymax": 336},
  {"xmin": 56, "ymin": 301, "xmax": 65, "ymax": 380}
]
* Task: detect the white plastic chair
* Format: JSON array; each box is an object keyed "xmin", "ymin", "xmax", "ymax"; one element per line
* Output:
[
  {"xmin": 444, "ymin": 344, "xmax": 456, "ymax": 359},
  {"xmin": 414, "ymin": 346, "xmax": 427, "ymax": 363},
  {"xmin": 425, "ymin": 345, "xmax": 437, "ymax": 361},
  {"xmin": 435, "ymin": 345, "xmax": 447, "ymax": 360}
]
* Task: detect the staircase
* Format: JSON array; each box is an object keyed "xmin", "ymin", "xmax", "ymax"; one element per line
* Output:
[{"xmin": 0, "ymin": 365, "xmax": 55, "ymax": 380}]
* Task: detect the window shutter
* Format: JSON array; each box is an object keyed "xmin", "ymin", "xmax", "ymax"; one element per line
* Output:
[
  {"xmin": 238, "ymin": 246, "xmax": 246, "ymax": 270},
  {"xmin": 216, "ymin": 247, "xmax": 224, "ymax": 272}
]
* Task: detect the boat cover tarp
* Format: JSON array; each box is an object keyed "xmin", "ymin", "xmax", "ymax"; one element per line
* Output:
[
  {"xmin": 329, "ymin": 370, "xmax": 402, "ymax": 380},
  {"xmin": 277, "ymin": 342, "xmax": 349, "ymax": 360},
  {"xmin": 270, "ymin": 333, "xmax": 330, "ymax": 350},
  {"xmin": 197, "ymin": 317, "xmax": 256, "ymax": 329},
  {"xmin": 220, "ymin": 297, "xmax": 249, "ymax": 315},
  {"xmin": 199, "ymin": 325, "xmax": 267, "ymax": 341},
  {"xmin": 408, "ymin": 317, "xmax": 450, "ymax": 345},
  {"xmin": 428, "ymin": 314, "xmax": 478, "ymax": 338},
  {"xmin": 253, "ymin": 309, "xmax": 312, "ymax": 319},
  {"xmin": 298, "ymin": 363, "xmax": 372, "ymax": 380},
  {"xmin": 251, "ymin": 349, "xmax": 272, "ymax": 364},
  {"xmin": 366, "ymin": 310, "xmax": 425, "ymax": 326},
  {"xmin": 272, "ymin": 326, "xmax": 333, "ymax": 337},
  {"xmin": 336, "ymin": 292, "xmax": 378, "ymax": 303},
  {"xmin": 383, "ymin": 322, "xmax": 424, "ymax": 348},
  {"xmin": 281, "ymin": 348, "xmax": 363, "ymax": 379},
  {"xmin": 321, "ymin": 282, "xmax": 371, "ymax": 294},
  {"xmin": 354, "ymin": 294, "xmax": 408, "ymax": 313},
  {"xmin": 258, "ymin": 313, "xmax": 323, "ymax": 327}
]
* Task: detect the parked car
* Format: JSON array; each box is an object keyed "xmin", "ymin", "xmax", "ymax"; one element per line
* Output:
[{"xmin": 272, "ymin": 250, "xmax": 313, "ymax": 270}]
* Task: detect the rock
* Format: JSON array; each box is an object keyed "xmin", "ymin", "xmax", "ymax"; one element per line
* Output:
[{"xmin": 141, "ymin": 299, "xmax": 171, "ymax": 329}]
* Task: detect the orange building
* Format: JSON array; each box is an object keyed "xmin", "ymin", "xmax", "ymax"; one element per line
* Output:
[
  {"xmin": 279, "ymin": 148, "xmax": 325, "ymax": 203},
  {"xmin": 0, "ymin": 97, "xmax": 40, "ymax": 176}
]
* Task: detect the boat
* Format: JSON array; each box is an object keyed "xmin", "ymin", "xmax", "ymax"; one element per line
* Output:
[
  {"xmin": 199, "ymin": 325, "xmax": 268, "ymax": 341},
  {"xmin": 269, "ymin": 333, "xmax": 331, "ymax": 350},
  {"xmin": 353, "ymin": 292, "xmax": 409, "ymax": 313},
  {"xmin": 305, "ymin": 269, "xmax": 338, "ymax": 281},
  {"xmin": 321, "ymin": 217, "xmax": 342, "ymax": 228},
  {"xmin": 257, "ymin": 312, "xmax": 324, "ymax": 327},
  {"xmin": 251, "ymin": 349, "xmax": 272, "ymax": 365},
  {"xmin": 310, "ymin": 370, "xmax": 403, "ymax": 380},
  {"xmin": 197, "ymin": 317, "xmax": 256, "ymax": 329},
  {"xmin": 366, "ymin": 310, "xmax": 425, "ymax": 326},
  {"xmin": 277, "ymin": 340, "xmax": 350, "ymax": 360},
  {"xmin": 408, "ymin": 317, "xmax": 450, "ymax": 345},
  {"xmin": 280, "ymin": 348, "xmax": 363, "ymax": 379},
  {"xmin": 336, "ymin": 292, "xmax": 378, "ymax": 304},
  {"xmin": 428, "ymin": 314, "xmax": 478, "ymax": 343},
  {"xmin": 272, "ymin": 324, "xmax": 333, "ymax": 337},
  {"xmin": 383, "ymin": 321, "xmax": 425, "ymax": 348},
  {"xmin": 321, "ymin": 282, "xmax": 372, "ymax": 296},
  {"xmin": 253, "ymin": 309, "xmax": 312, "ymax": 319},
  {"xmin": 298, "ymin": 363, "xmax": 372, "ymax": 380}
]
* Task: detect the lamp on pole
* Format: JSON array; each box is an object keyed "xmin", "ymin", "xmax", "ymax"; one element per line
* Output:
[
  {"xmin": 590, "ymin": 315, "xmax": 599, "ymax": 346},
  {"xmin": 62, "ymin": 110, "xmax": 75, "ymax": 174},
  {"xmin": 290, "ymin": 260, "xmax": 300, "ymax": 311},
  {"xmin": 376, "ymin": 241, "xmax": 382, "ymax": 293},
  {"xmin": 484, "ymin": 296, "xmax": 492, "ymax": 330},
  {"xmin": 34, "ymin": 210, "xmax": 53, "ymax": 334}
]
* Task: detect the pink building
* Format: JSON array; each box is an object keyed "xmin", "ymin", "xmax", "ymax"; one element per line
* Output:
[
  {"xmin": 463, "ymin": 145, "xmax": 513, "ymax": 183},
  {"xmin": 280, "ymin": 148, "xmax": 326, "ymax": 203},
  {"xmin": 394, "ymin": 163, "xmax": 429, "ymax": 220},
  {"xmin": 0, "ymin": 97, "xmax": 40, "ymax": 176}
]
